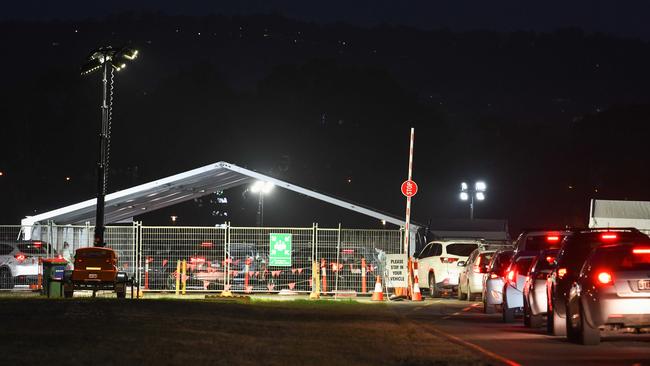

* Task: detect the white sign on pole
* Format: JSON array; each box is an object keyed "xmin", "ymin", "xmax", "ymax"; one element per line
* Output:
[{"xmin": 386, "ymin": 254, "xmax": 408, "ymax": 288}]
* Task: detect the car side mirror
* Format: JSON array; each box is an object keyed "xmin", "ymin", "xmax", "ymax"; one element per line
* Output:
[{"xmin": 457, "ymin": 261, "xmax": 466, "ymax": 267}]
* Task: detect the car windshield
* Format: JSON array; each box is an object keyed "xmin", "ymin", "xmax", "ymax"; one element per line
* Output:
[
  {"xmin": 589, "ymin": 245, "xmax": 650, "ymax": 271},
  {"xmin": 17, "ymin": 242, "xmax": 47, "ymax": 255},
  {"xmin": 446, "ymin": 243, "xmax": 479, "ymax": 257}
]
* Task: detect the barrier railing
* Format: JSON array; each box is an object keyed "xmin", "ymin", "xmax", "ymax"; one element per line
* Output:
[{"xmin": 0, "ymin": 223, "xmax": 403, "ymax": 294}]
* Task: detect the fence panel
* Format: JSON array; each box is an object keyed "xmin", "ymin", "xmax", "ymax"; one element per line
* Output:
[
  {"xmin": 228, "ymin": 227, "xmax": 314, "ymax": 293},
  {"xmin": 140, "ymin": 226, "xmax": 227, "ymax": 292},
  {"xmin": 315, "ymin": 228, "xmax": 340, "ymax": 294}
]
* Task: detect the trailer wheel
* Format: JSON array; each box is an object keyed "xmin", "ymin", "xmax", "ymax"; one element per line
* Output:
[{"xmin": 115, "ymin": 283, "xmax": 126, "ymax": 299}]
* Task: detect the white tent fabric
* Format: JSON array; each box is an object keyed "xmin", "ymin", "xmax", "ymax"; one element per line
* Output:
[{"xmin": 21, "ymin": 161, "xmax": 416, "ymax": 230}]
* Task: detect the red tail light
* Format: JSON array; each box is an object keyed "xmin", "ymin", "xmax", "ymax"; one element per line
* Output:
[
  {"xmin": 596, "ymin": 271, "xmax": 613, "ymax": 285},
  {"xmin": 33, "ymin": 241, "xmax": 42, "ymax": 248},
  {"xmin": 507, "ymin": 270, "xmax": 516, "ymax": 285},
  {"xmin": 14, "ymin": 253, "xmax": 26, "ymax": 263},
  {"xmin": 545, "ymin": 256, "xmax": 556, "ymax": 265},
  {"xmin": 601, "ymin": 233, "xmax": 618, "ymax": 241},
  {"xmin": 632, "ymin": 248, "xmax": 650, "ymax": 254},
  {"xmin": 546, "ymin": 235, "xmax": 560, "ymax": 243},
  {"xmin": 557, "ymin": 268, "xmax": 567, "ymax": 279},
  {"xmin": 440, "ymin": 257, "xmax": 459, "ymax": 263},
  {"xmin": 200, "ymin": 242, "xmax": 213, "ymax": 248},
  {"xmin": 473, "ymin": 256, "xmax": 482, "ymax": 273}
]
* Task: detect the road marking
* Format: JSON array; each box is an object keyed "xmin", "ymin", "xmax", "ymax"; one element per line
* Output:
[
  {"xmin": 427, "ymin": 326, "xmax": 522, "ymax": 366},
  {"xmin": 442, "ymin": 311, "xmax": 462, "ymax": 320}
]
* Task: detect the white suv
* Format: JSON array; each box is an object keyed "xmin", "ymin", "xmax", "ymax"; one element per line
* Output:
[
  {"xmin": 0, "ymin": 241, "xmax": 51, "ymax": 289},
  {"xmin": 416, "ymin": 240, "xmax": 480, "ymax": 297}
]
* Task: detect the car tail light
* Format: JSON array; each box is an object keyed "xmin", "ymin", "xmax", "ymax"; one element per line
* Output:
[
  {"xmin": 557, "ymin": 267, "xmax": 567, "ymax": 279},
  {"xmin": 601, "ymin": 233, "xmax": 618, "ymax": 241},
  {"xmin": 473, "ymin": 256, "xmax": 482, "ymax": 273},
  {"xmin": 507, "ymin": 270, "xmax": 516, "ymax": 285},
  {"xmin": 200, "ymin": 242, "xmax": 213, "ymax": 248},
  {"xmin": 545, "ymin": 256, "xmax": 555, "ymax": 265},
  {"xmin": 14, "ymin": 253, "xmax": 27, "ymax": 263},
  {"xmin": 440, "ymin": 257, "xmax": 459, "ymax": 263},
  {"xmin": 489, "ymin": 273, "xmax": 499, "ymax": 279},
  {"xmin": 33, "ymin": 241, "xmax": 42, "ymax": 248},
  {"xmin": 632, "ymin": 248, "xmax": 650, "ymax": 254},
  {"xmin": 596, "ymin": 271, "xmax": 613, "ymax": 285},
  {"xmin": 546, "ymin": 235, "xmax": 560, "ymax": 243}
]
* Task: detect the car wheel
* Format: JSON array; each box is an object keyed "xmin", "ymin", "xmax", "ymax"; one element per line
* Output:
[
  {"xmin": 0, "ymin": 267, "xmax": 14, "ymax": 289},
  {"xmin": 550, "ymin": 305, "xmax": 567, "ymax": 336},
  {"xmin": 523, "ymin": 300, "xmax": 532, "ymax": 327},
  {"xmin": 429, "ymin": 273, "xmax": 439, "ymax": 298},
  {"xmin": 530, "ymin": 313, "xmax": 543, "ymax": 328},
  {"xmin": 503, "ymin": 305, "xmax": 515, "ymax": 323},
  {"xmin": 578, "ymin": 303, "xmax": 600, "ymax": 345},
  {"xmin": 115, "ymin": 283, "xmax": 126, "ymax": 299},
  {"xmin": 457, "ymin": 282, "xmax": 464, "ymax": 300}
]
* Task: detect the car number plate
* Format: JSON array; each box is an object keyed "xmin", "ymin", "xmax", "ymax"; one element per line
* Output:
[
  {"xmin": 88, "ymin": 273, "xmax": 98, "ymax": 279},
  {"xmin": 638, "ymin": 279, "xmax": 650, "ymax": 290}
]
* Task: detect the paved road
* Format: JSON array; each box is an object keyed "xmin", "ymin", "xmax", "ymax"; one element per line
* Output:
[{"xmin": 395, "ymin": 298, "xmax": 650, "ymax": 366}]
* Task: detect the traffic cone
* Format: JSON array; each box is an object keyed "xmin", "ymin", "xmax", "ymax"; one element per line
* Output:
[
  {"xmin": 371, "ymin": 276, "xmax": 384, "ymax": 301},
  {"xmin": 412, "ymin": 275, "xmax": 423, "ymax": 301}
]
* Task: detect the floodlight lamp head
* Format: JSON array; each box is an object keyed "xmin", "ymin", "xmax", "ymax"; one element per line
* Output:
[
  {"xmin": 460, "ymin": 192, "xmax": 469, "ymax": 201},
  {"xmin": 262, "ymin": 182, "xmax": 275, "ymax": 194},
  {"xmin": 476, "ymin": 192, "xmax": 485, "ymax": 201},
  {"xmin": 80, "ymin": 58, "xmax": 102, "ymax": 75},
  {"xmin": 461, "ymin": 182, "xmax": 468, "ymax": 191},
  {"xmin": 475, "ymin": 181, "xmax": 487, "ymax": 192},
  {"xmin": 120, "ymin": 47, "xmax": 139, "ymax": 60}
]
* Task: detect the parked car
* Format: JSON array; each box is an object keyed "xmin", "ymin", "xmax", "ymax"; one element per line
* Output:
[
  {"xmin": 565, "ymin": 239, "xmax": 650, "ymax": 344},
  {"xmin": 0, "ymin": 240, "xmax": 53, "ymax": 289},
  {"xmin": 417, "ymin": 239, "xmax": 480, "ymax": 297},
  {"xmin": 458, "ymin": 248, "xmax": 495, "ymax": 301},
  {"xmin": 523, "ymin": 249, "xmax": 558, "ymax": 327},
  {"xmin": 482, "ymin": 249, "xmax": 514, "ymax": 313},
  {"xmin": 547, "ymin": 228, "xmax": 649, "ymax": 336}
]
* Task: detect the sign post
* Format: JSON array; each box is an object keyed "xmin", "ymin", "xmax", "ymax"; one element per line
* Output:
[
  {"xmin": 403, "ymin": 128, "xmax": 417, "ymax": 299},
  {"xmin": 269, "ymin": 233, "xmax": 292, "ymax": 267}
]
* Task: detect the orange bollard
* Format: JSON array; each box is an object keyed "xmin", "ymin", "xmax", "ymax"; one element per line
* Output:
[
  {"xmin": 371, "ymin": 275, "xmax": 384, "ymax": 301},
  {"xmin": 361, "ymin": 257, "xmax": 367, "ymax": 293},
  {"xmin": 244, "ymin": 257, "xmax": 252, "ymax": 290},
  {"xmin": 321, "ymin": 258, "xmax": 327, "ymax": 293}
]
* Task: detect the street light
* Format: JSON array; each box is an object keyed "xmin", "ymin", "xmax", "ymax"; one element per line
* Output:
[
  {"xmin": 81, "ymin": 45, "xmax": 138, "ymax": 247},
  {"xmin": 250, "ymin": 180, "xmax": 274, "ymax": 226},
  {"xmin": 460, "ymin": 181, "xmax": 486, "ymax": 220}
]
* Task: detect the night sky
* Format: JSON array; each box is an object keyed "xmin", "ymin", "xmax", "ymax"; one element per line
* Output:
[{"xmin": 1, "ymin": 2, "xmax": 650, "ymax": 235}]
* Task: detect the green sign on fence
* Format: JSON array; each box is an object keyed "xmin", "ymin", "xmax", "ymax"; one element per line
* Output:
[{"xmin": 269, "ymin": 233, "xmax": 292, "ymax": 267}]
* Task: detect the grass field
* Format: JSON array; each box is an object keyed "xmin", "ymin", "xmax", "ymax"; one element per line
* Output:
[{"xmin": 0, "ymin": 296, "xmax": 485, "ymax": 365}]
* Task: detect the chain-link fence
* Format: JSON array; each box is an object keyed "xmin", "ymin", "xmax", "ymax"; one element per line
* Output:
[{"xmin": 0, "ymin": 223, "xmax": 403, "ymax": 294}]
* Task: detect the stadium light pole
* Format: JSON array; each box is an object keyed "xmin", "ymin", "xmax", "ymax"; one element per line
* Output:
[
  {"xmin": 81, "ymin": 46, "xmax": 138, "ymax": 247},
  {"xmin": 460, "ymin": 181, "xmax": 486, "ymax": 220},
  {"xmin": 250, "ymin": 181, "xmax": 274, "ymax": 226}
]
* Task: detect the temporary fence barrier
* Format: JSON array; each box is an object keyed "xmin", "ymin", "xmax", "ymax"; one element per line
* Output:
[{"xmin": 0, "ymin": 223, "xmax": 403, "ymax": 295}]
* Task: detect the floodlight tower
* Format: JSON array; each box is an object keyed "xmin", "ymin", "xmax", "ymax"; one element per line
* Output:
[
  {"xmin": 80, "ymin": 46, "xmax": 138, "ymax": 247},
  {"xmin": 250, "ymin": 180, "xmax": 274, "ymax": 226},
  {"xmin": 460, "ymin": 181, "xmax": 486, "ymax": 220}
]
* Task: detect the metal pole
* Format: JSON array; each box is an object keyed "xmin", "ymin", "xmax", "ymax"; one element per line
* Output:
[
  {"xmin": 470, "ymin": 194, "xmax": 474, "ymax": 220},
  {"xmin": 94, "ymin": 60, "xmax": 109, "ymax": 247},
  {"xmin": 256, "ymin": 192, "xmax": 263, "ymax": 227}
]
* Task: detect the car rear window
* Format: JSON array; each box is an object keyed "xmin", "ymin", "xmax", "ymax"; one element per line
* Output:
[
  {"xmin": 589, "ymin": 245, "xmax": 650, "ymax": 271},
  {"xmin": 491, "ymin": 251, "xmax": 513, "ymax": 275},
  {"xmin": 522, "ymin": 235, "xmax": 564, "ymax": 251},
  {"xmin": 515, "ymin": 257, "xmax": 535, "ymax": 274},
  {"xmin": 17, "ymin": 243, "xmax": 47, "ymax": 255},
  {"xmin": 534, "ymin": 251, "xmax": 559, "ymax": 271},
  {"xmin": 446, "ymin": 243, "xmax": 479, "ymax": 257}
]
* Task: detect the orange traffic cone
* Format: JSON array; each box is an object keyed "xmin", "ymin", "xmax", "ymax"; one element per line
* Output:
[
  {"xmin": 412, "ymin": 275, "xmax": 423, "ymax": 301},
  {"xmin": 371, "ymin": 275, "xmax": 384, "ymax": 301}
]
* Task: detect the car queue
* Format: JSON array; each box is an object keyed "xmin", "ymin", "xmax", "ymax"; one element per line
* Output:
[{"xmin": 446, "ymin": 227, "xmax": 650, "ymax": 345}]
